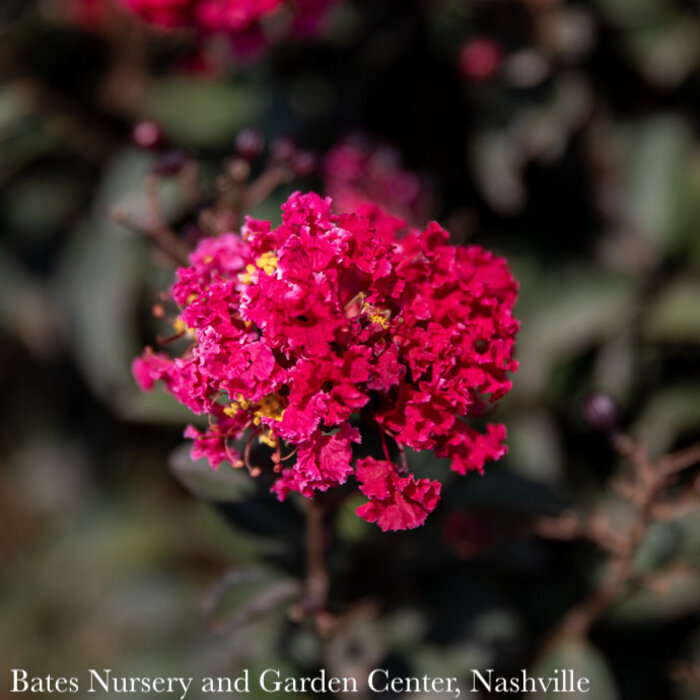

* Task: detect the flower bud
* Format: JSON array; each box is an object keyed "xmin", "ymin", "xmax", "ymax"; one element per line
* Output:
[
  {"xmin": 132, "ymin": 120, "xmax": 165, "ymax": 150},
  {"xmin": 291, "ymin": 150, "xmax": 316, "ymax": 176},
  {"xmin": 235, "ymin": 128, "xmax": 265, "ymax": 161},
  {"xmin": 150, "ymin": 149, "xmax": 188, "ymax": 176},
  {"xmin": 581, "ymin": 392, "xmax": 619, "ymax": 434},
  {"xmin": 271, "ymin": 136, "xmax": 296, "ymax": 162},
  {"xmin": 458, "ymin": 39, "xmax": 502, "ymax": 81}
]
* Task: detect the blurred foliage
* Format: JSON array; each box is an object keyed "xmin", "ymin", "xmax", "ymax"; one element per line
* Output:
[{"xmin": 1, "ymin": 1, "xmax": 700, "ymax": 699}]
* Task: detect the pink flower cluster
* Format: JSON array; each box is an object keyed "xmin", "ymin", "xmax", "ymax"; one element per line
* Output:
[
  {"xmin": 47, "ymin": 0, "xmax": 112, "ymax": 31},
  {"xmin": 323, "ymin": 136, "xmax": 433, "ymax": 224},
  {"xmin": 121, "ymin": 0, "xmax": 336, "ymax": 37},
  {"xmin": 134, "ymin": 192, "xmax": 519, "ymax": 531}
]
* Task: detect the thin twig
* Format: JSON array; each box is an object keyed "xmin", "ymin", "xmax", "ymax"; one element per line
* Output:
[
  {"xmin": 540, "ymin": 438, "xmax": 700, "ymax": 644},
  {"xmin": 304, "ymin": 497, "xmax": 330, "ymax": 611}
]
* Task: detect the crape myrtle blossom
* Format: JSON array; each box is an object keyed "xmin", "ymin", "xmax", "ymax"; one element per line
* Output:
[
  {"xmin": 323, "ymin": 136, "xmax": 433, "ymax": 224},
  {"xmin": 121, "ymin": 0, "xmax": 338, "ymax": 39},
  {"xmin": 133, "ymin": 192, "xmax": 519, "ymax": 531}
]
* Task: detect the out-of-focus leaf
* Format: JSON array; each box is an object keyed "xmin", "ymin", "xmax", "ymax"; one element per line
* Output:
[
  {"xmin": 0, "ymin": 85, "xmax": 29, "ymax": 134},
  {"xmin": 169, "ymin": 443, "xmax": 256, "ymax": 502},
  {"xmin": 633, "ymin": 385, "xmax": 700, "ymax": 456},
  {"xmin": 593, "ymin": 0, "xmax": 665, "ymax": 27},
  {"xmin": 52, "ymin": 149, "xmax": 188, "ymax": 419},
  {"xmin": 2, "ymin": 173, "xmax": 82, "ymax": 235},
  {"xmin": 642, "ymin": 278, "xmax": 700, "ymax": 344},
  {"xmin": 623, "ymin": 19, "xmax": 700, "ymax": 88},
  {"xmin": 508, "ymin": 410, "xmax": 564, "ymax": 485},
  {"xmin": 53, "ymin": 215, "xmax": 147, "ymax": 404},
  {"xmin": 0, "ymin": 250, "xmax": 61, "ymax": 358},
  {"xmin": 470, "ymin": 129, "xmax": 526, "ymax": 215},
  {"xmin": 606, "ymin": 506, "xmax": 700, "ymax": 622},
  {"xmin": 611, "ymin": 575, "xmax": 700, "ymax": 622},
  {"xmin": 193, "ymin": 502, "xmax": 288, "ymax": 564},
  {"xmin": 619, "ymin": 115, "xmax": 692, "ymax": 254},
  {"xmin": 0, "ymin": 117, "xmax": 56, "ymax": 187},
  {"xmin": 141, "ymin": 77, "xmax": 269, "ymax": 149},
  {"xmin": 514, "ymin": 269, "xmax": 635, "ymax": 399},
  {"xmin": 200, "ymin": 567, "xmax": 300, "ymax": 633},
  {"xmin": 326, "ymin": 607, "xmax": 427, "ymax": 686},
  {"xmin": 532, "ymin": 638, "xmax": 619, "ymax": 700},
  {"xmin": 593, "ymin": 329, "xmax": 634, "ymax": 401},
  {"xmin": 335, "ymin": 493, "xmax": 373, "ymax": 542},
  {"xmin": 633, "ymin": 520, "xmax": 682, "ymax": 570}
]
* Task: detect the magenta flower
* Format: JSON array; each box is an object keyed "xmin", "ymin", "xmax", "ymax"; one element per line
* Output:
[
  {"xmin": 134, "ymin": 192, "xmax": 519, "ymax": 531},
  {"xmin": 121, "ymin": 0, "xmax": 338, "ymax": 39},
  {"xmin": 323, "ymin": 136, "xmax": 433, "ymax": 224}
]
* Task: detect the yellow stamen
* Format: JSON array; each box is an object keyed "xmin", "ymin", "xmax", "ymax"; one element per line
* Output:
[
  {"xmin": 238, "ymin": 263, "xmax": 257, "ymax": 285},
  {"xmin": 258, "ymin": 429, "xmax": 278, "ymax": 448},
  {"xmin": 255, "ymin": 252, "xmax": 278, "ymax": 275},
  {"xmin": 223, "ymin": 403, "xmax": 239, "ymax": 418},
  {"xmin": 223, "ymin": 393, "xmax": 285, "ymax": 426},
  {"xmin": 364, "ymin": 303, "xmax": 391, "ymax": 329},
  {"xmin": 173, "ymin": 317, "xmax": 196, "ymax": 336},
  {"xmin": 255, "ymin": 393, "xmax": 286, "ymax": 422}
]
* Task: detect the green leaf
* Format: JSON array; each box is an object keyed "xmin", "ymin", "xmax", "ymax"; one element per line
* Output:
[
  {"xmin": 0, "ymin": 84, "xmax": 29, "ymax": 134},
  {"xmin": 514, "ymin": 268, "xmax": 635, "ymax": 399},
  {"xmin": 200, "ymin": 568, "xmax": 300, "ymax": 634},
  {"xmin": 0, "ymin": 249, "xmax": 58, "ymax": 356},
  {"xmin": 53, "ymin": 215, "xmax": 147, "ymax": 405},
  {"xmin": 619, "ymin": 115, "xmax": 693, "ymax": 254},
  {"xmin": 622, "ymin": 18, "xmax": 700, "ymax": 88},
  {"xmin": 169, "ymin": 443, "xmax": 256, "ymax": 502},
  {"xmin": 507, "ymin": 410, "xmax": 564, "ymax": 485},
  {"xmin": 633, "ymin": 384, "xmax": 700, "ymax": 456},
  {"xmin": 141, "ymin": 77, "xmax": 269, "ymax": 149},
  {"xmin": 593, "ymin": 0, "xmax": 666, "ymax": 27},
  {"xmin": 610, "ymin": 573, "xmax": 700, "ymax": 622},
  {"xmin": 52, "ymin": 149, "xmax": 189, "ymax": 418},
  {"xmin": 532, "ymin": 638, "xmax": 619, "ymax": 700},
  {"xmin": 642, "ymin": 278, "xmax": 700, "ymax": 344},
  {"xmin": 2, "ymin": 172, "xmax": 83, "ymax": 235}
]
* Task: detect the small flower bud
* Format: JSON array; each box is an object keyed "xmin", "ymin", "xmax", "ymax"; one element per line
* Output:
[
  {"xmin": 291, "ymin": 150, "xmax": 316, "ymax": 176},
  {"xmin": 235, "ymin": 128, "xmax": 265, "ymax": 161},
  {"xmin": 458, "ymin": 39, "xmax": 502, "ymax": 81},
  {"xmin": 132, "ymin": 120, "xmax": 165, "ymax": 150},
  {"xmin": 271, "ymin": 136, "xmax": 296, "ymax": 162},
  {"xmin": 581, "ymin": 392, "xmax": 619, "ymax": 434},
  {"xmin": 150, "ymin": 149, "xmax": 189, "ymax": 176}
]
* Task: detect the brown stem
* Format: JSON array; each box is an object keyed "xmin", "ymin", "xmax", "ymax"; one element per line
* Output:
[
  {"xmin": 304, "ymin": 497, "xmax": 330, "ymax": 612},
  {"xmin": 660, "ymin": 441, "xmax": 700, "ymax": 477},
  {"xmin": 542, "ymin": 438, "xmax": 700, "ymax": 645},
  {"xmin": 110, "ymin": 206, "xmax": 191, "ymax": 267},
  {"xmin": 243, "ymin": 164, "xmax": 294, "ymax": 214}
]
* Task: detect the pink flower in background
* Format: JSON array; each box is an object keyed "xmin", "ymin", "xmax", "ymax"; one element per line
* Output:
[
  {"xmin": 46, "ymin": 0, "xmax": 114, "ymax": 31},
  {"xmin": 122, "ymin": 0, "xmax": 194, "ymax": 28},
  {"xmin": 134, "ymin": 191, "xmax": 519, "ymax": 531},
  {"xmin": 323, "ymin": 136, "xmax": 433, "ymax": 224},
  {"xmin": 121, "ymin": 0, "xmax": 339, "ymax": 39},
  {"xmin": 458, "ymin": 38, "xmax": 503, "ymax": 81}
]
